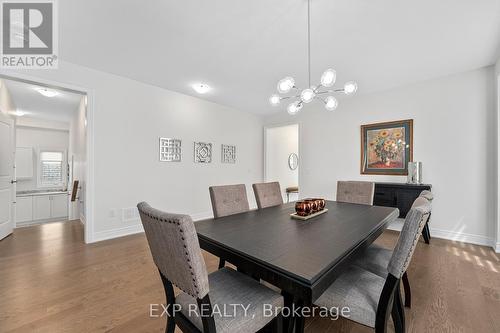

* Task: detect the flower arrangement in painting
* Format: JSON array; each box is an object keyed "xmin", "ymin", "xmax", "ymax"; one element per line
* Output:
[
  {"xmin": 369, "ymin": 129, "xmax": 405, "ymax": 166},
  {"xmin": 361, "ymin": 119, "xmax": 413, "ymax": 175}
]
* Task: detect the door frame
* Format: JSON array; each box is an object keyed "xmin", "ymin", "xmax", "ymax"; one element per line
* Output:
[
  {"xmin": 263, "ymin": 122, "xmax": 301, "ymax": 198},
  {"xmin": 0, "ymin": 111, "xmax": 15, "ymax": 240},
  {"xmin": 0, "ymin": 72, "xmax": 95, "ymax": 244}
]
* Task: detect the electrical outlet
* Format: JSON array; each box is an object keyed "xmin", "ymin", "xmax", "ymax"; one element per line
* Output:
[
  {"xmin": 122, "ymin": 207, "xmax": 139, "ymax": 222},
  {"xmin": 108, "ymin": 208, "xmax": 118, "ymax": 218}
]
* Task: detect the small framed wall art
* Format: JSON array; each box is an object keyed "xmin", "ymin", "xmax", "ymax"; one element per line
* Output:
[
  {"xmin": 159, "ymin": 138, "xmax": 182, "ymax": 162},
  {"xmin": 194, "ymin": 142, "xmax": 212, "ymax": 163},
  {"xmin": 221, "ymin": 144, "xmax": 236, "ymax": 163}
]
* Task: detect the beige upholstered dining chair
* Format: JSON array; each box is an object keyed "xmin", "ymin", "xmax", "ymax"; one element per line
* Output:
[
  {"xmin": 336, "ymin": 181, "xmax": 375, "ymax": 205},
  {"xmin": 419, "ymin": 190, "xmax": 433, "ymax": 242},
  {"xmin": 209, "ymin": 184, "xmax": 250, "ymax": 218},
  {"xmin": 138, "ymin": 202, "xmax": 283, "ymax": 333},
  {"xmin": 209, "ymin": 184, "xmax": 250, "ymax": 268},
  {"xmin": 352, "ymin": 191, "xmax": 433, "ymax": 308},
  {"xmin": 252, "ymin": 182, "xmax": 283, "ymax": 209},
  {"xmin": 314, "ymin": 196, "xmax": 431, "ymax": 333}
]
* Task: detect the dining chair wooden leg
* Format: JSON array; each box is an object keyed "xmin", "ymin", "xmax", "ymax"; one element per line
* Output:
[
  {"xmin": 402, "ymin": 272, "xmax": 411, "ymax": 308},
  {"xmin": 159, "ymin": 270, "xmax": 176, "ymax": 333},
  {"xmin": 198, "ymin": 295, "xmax": 217, "ymax": 333},
  {"xmin": 375, "ymin": 274, "xmax": 400, "ymax": 333},
  {"xmin": 395, "ymin": 284, "xmax": 405, "ymax": 333},
  {"xmin": 421, "ymin": 221, "xmax": 431, "ymax": 244},
  {"xmin": 281, "ymin": 291, "xmax": 294, "ymax": 333},
  {"xmin": 291, "ymin": 298, "xmax": 305, "ymax": 333},
  {"xmin": 218, "ymin": 258, "xmax": 225, "ymax": 269},
  {"xmin": 272, "ymin": 313, "xmax": 283, "ymax": 333},
  {"xmin": 294, "ymin": 313, "xmax": 305, "ymax": 333},
  {"xmin": 391, "ymin": 296, "xmax": 403, "ymax": 333}
]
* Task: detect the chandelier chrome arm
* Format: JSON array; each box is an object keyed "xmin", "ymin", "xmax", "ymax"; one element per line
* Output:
[
  {"xmin": 268, "ymin": 0, "xmax": 358, "ymax": 114},
  {"xmin": 315, "ymin": 88, "xmax": 346, "ymax": 95}
]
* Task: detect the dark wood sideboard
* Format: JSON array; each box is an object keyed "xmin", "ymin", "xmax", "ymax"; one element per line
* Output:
[{"xmin": 373, "ymin": 182, "xmax": 432, "ymax": 244}]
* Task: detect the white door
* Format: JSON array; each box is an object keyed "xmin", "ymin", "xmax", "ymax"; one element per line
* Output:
[
  {"xmin": 0, "ymin": 113, "xmax": 14, "ymax": 240},
  {"xmin": 33, "ymin": 196, "xmax": 51, "ymax": 220},
  {"xmin": 51, "ymin": 194, "xmax": 68, "ymax": 218}
]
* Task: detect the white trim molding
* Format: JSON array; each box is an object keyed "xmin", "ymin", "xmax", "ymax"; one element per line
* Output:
[
  {"xmin": 93, "ymin": 224, "xmax": 144, "ymax": 243},
  {"xmin": 388, "ymin": 219, "xmax": 497, "ymax": 251},
  {"xmin": 430, "ymin": 228, "xmax": 496, "ymax": 249},
  {"xmin": 91, "ymin": 211, "xmax": 214, "ymax": 244}
]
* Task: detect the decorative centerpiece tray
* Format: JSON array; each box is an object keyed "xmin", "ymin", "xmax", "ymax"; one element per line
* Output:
[
  {"xmin": 290, "ymin": 208, "xmax": 328, "ymax": 220},
  {"xmin": 291, "ymin": 198, "xmax": 327, "ymax": 220}
]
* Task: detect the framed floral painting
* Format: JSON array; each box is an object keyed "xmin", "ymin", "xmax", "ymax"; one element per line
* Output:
[{"xmin": 361, "ymin": 119, "xmax": 413, "ymax": 175}]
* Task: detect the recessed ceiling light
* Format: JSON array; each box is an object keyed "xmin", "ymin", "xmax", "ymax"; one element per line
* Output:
[
  {"xmin": 192, "ymin": 83, "xmax": 211, "ymax": 94},
  {"xmin": 11, "ymin": 110, "xmax": 26, "ymax": 117},
  {"xmin": 35, "ymin": 87, "xmax": 59, "ymax": 97}
]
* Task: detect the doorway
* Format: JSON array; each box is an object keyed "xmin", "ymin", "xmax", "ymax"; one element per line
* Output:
[
  {"xmin": 0, "ymin": 76, "xmax": 88, "ymax": 241},
  {"xmin": 264, "ymin": 124, "xmax": 299, "ymax": 203},
  {"xmin": 0, "ymin": 111, "xmax": 14, "ymax": 240}
]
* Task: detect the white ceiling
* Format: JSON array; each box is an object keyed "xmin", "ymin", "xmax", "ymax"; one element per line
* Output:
[
  {"xmin": 4, "ymin": 79, "xmax": 84, "ymax": 122},
  {"xmin": 58, "ymin": 0, "xmax": 500, "ymax": 115}
]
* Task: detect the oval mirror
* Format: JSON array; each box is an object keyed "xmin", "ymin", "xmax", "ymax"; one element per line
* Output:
[{"xmin": 288, "ymin": 153, "xmax": 299, "ymax": 170}]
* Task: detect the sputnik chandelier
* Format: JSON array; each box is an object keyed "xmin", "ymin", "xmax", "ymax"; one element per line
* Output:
[{"xmin": 269, "ymin": 0, "xmax": 358, "ymax": 114}]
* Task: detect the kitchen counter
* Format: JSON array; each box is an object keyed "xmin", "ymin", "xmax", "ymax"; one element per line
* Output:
[{"xmin": 17, "ymin": 190, "xmax": 68, "ymax": 197}]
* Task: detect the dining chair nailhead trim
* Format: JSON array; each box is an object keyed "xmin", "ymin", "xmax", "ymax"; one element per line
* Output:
[{"xmin": 140, "ymin": 210, "xmax": 204, "ymax": 298}]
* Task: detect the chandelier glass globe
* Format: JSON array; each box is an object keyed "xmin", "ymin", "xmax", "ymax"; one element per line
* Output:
[
  {"xmin": 344, "ymin": 81, "xmax": 358, "ymax": 95},
  {"xmin": 324, "ymin": 96, "xmax": 338, "ymax": 111},
  {"xmin": 320, "ymin": 69, "xmax": 336, "ymax": 87},
  {"xmin": 277, "ymin": 77, "xmax": 295, "ymax": 94},
  {"xmin": 300, "ymin": 88, "xmax": 315, "ymax": 103},
  {"xmin": 269, "ymin": 94, "xmax": 281, "ymax": 106},
  {"xmin": 287, "ymin": 101, "xmax": 302, "ymax": 115}
]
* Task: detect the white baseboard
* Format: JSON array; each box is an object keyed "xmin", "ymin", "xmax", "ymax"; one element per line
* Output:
[
  {"xmin": 91, "ymin": 211, "xmax": 214, "ymax": 243},
  {"xmin": 92, "ymin": 223, "xmax": 144, "ymax": 243},
  {"xmin": 429, "ymin": 228, "xmax": 495, "ymax": 248},
  {"xmin": 16, "ymin": 217, "xmax": 69, "ymax": 228},
  {"xmin": 388, "ymin": 218, "xmax": 496, "ymax": 250},
  {"xmin": 79, "ymin": 214, "xmax": 86, "ymax": 225}
]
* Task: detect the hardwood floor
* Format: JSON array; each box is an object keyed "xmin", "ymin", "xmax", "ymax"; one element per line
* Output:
[{"xmin": 0, "ymin": 220, "xmax": 499, "ymax": 333}]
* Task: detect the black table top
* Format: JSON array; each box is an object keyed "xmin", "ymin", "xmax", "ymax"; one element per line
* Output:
[{"xmin": 195, "ymin": 201, "xmax": 399, "ymax": 285}]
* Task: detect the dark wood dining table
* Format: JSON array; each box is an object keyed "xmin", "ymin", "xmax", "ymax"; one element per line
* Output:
[{"xmin": 195, "ymin": 201, "xmax": 399, "ymax": 333}]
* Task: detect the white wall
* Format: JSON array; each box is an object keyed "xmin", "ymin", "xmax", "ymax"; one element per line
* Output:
[
  {"xmin": 265, "ymin": 124, "xmax": 299, "ymax": 201},
  {"xmin": 1, "ymin": 61, "xmax": 264, "ymax": 242},
  {"xmin": 265, "ymin": 66, "xmax": 496, "ymax": 248},
  {"xmin": 0, "ymin": 79, "xmax": 16, "ymax": 116},
  {"xmin": 68, "ymin": 97, "xmax": 87, "ymax": 221},
  {"xmin": 16, "ymin": 117, "xmax": 69, "ymax": 131},
  {"xmin": 495, "ymin": 59, "xmax": 500, "ymax": 252},
  {"xmin": 15, "ymin": 126, "xmax": 69, "ymax": 192}
]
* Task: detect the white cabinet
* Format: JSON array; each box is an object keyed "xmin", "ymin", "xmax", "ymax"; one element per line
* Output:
[
  {"xmin": 16, "ymin": 196, "xmax": 33, "ymax": 223},
  {"xmin": 50, "ymin": 194, "xmax": 68, "ymax": 218},
  {"xmin": 33, "ymin": 195, "xmax": 51, "ymax": 220},
  {"xmin": 16, "ymin": 147, "xmax": 33, "ymax": 178},
  {"xmin": 16, "ymin": 192, "xmax": 68, "ymax": 224}
]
